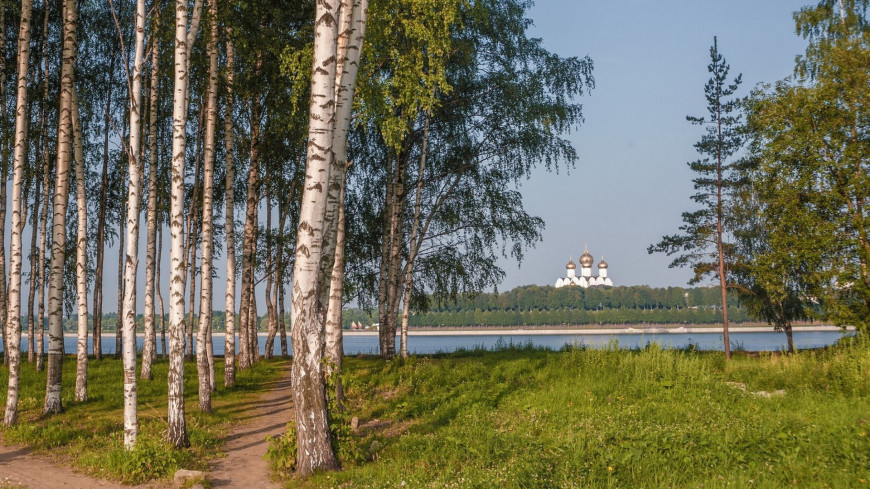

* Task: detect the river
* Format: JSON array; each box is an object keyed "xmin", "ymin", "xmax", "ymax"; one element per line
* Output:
[{"xmin": 1, "ymin": 327, "xmax": 852, "ymax": 356}]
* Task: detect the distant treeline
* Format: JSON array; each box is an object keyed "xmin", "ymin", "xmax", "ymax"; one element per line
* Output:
[
  {"xmin": 343, "ymin": 285, "xmax": 756, "ymax": 327},
  {"xmin": 24, "ymin": 286, "xmax": 750, "ymax": 332}
]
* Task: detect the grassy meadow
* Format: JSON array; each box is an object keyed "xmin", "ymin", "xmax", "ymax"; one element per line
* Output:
[
  {"xmin": 0, "ymin": 355, "xmax": 288, "ymax": 484},
  {"xmin": 0, "ymin": 337, "xmax": 868, "ymax": 488},
  {"xmin": 287, "ymin": 337, "xmax": 870, "ymax": 488}
]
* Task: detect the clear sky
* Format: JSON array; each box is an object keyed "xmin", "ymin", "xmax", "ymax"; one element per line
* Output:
[{"xmin": 494, "ymin": 0, "xmax": 810, "ymax": 291}]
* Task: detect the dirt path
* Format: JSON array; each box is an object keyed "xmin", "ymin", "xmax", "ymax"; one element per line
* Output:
[
  {"xmin": 0, "ymin": 365, "xmax": 293, "ymax": 489},
  {"xmin": 208, "ymin": 366, "xmax": 293, "ymax": 488},
  {"xmin": 0, "ymin": 444, "xmax": 160, "ymax": 489}
]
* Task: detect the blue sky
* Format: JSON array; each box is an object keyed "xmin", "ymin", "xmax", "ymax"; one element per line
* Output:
[{"xmin": 495, "ymin": 1, "xmax": 810, "ymax": 290}]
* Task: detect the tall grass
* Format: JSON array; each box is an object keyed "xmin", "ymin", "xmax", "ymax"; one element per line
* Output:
[{"xmin": 291, "ymin": 337, "xmax": 870, "ymax": 488}]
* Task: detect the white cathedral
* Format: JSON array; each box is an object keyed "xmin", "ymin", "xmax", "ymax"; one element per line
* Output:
[{"xmin": 554, "ymin": 248, "xmax": 613, "ymax": 288}]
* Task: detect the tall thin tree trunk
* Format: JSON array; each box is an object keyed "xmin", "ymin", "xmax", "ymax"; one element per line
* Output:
[
  {"xmin": 277, "ymin": 202, "xmax": 289, "ymax": 357},
  {"xmin": 72, "ymin": 84, "xmax": 88, "ymax": 403},
  {"xmin": 325, "ymin": 163, "xmax": 349, "ymax": 409},
  {"xmin": 223, "ymin": 30, "xmax": 236, "ymax": 387},
  {"xmin": 92, "ymin": 51, "xmax": 114, "ymax": 361},
  {"xmin": 377, "ymin": 157, "xmax": 394, "ymax": 356},
  {"xmin": 264, "ymin": 193, "xmax": 277, "ymax": 359},
  {"xmin": 4, "ymin": 0, "xmax": 34, "ymax": 425},
  {"xmin": 168, "ymin": 0, "xmax": 203, "ymax": 449},
  {"xmin": 26, "ymin": 144, "xmax": 40, "ymax": 364},
  {"xmin": 324, "ymin": 0, "xmax": 368, "ymax": 380},
  {"xmin": 279, "ymin": 280, "xmax": 287, "ymax": 357},
  {"xmin": 45, "ymin": 0, "xmax": 78, "ymax": 415},
  {"xmin": 120, "ymin": 0, "xmax": 147, "ymax": 448},
  {"xmin": 197, "ymin": 0, "xmax": 219, "ymax": 412},
  {"xmin": 381, "ymin": 155, "xmax": 405, "ymax": 359},
  {"xmin": 249, "ymin": 273, "xmax": 258, "ymax": 363},
  {"xmin": 116, "ymin": 144, "xmax": 126, "ymax": 360},
  {"xmin": 185, "ymin": 99, "xmax": 205, "ymax": 360},
  {"xmin": 186, "ymin": 137, "xmax": 202, "ymax": 360},
  {"xmin": 0, "ymin": 2, "xmax": 9, "ymax": 367},
  {"xmin": 291, "ymin": 0, "xmax": 341, "ymax": 474},
  {"xmin": 399, "ymin": 111, "xmax": 429, "ymax": 358},
  {"xmin": 157, "ymin": 223, "xmax": 166, "ymax": 358},
  {"xmin": 717, "ymin": 104, "xmax": 730, "ymax": 360},
  {"xmin": 36, "ymin": 3, "xmax": 50, "ymax": 370},
  {"xmin": 141, "ymin": 6, "xmax": 161, "ymax": 380},
  {"xmin": 238, "ymin": 80, "xmax": 261, "ymax": 371}
]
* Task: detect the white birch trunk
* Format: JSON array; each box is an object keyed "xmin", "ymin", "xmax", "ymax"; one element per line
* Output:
[
  {"xmin": 223, "ymin": 31, "xmax": 236, "ymax": 387},
  {"xmin": 4, "ymin": 0, "xmax": 33, "ymax": 426},
  {"xmin": 72, "ymin": 83, "xmax": 88, "ymax": 402},
  {"xmin": 197, "ymin": 0, "xmax": 219, "ymax": 413},
  {"xmin": 36, "ymin": 6, "xmax": 50, "ymax": 370},
  {"xmin": 0, "ymin": 4, "xmax": 8, "ymax": 367},
  {"xmin": 120, "ymin": 0, "xmax": 146, "ymax": 448},
  {"xmin": 264, "ymin": 193, "xmax": 276, "ymax": 359},
  {"xmin": 291, "ymin": 0, "xmax": 340, "ymax": 475},
  {"xmin": 141, "ymin": 6, "xmax": 161, "ymax": 380},
  {"xmin": 399, "ymin": 111, "xmax": 430, "ymax": 358},
  {"xmin": 324, "ymin": 163, "xmax": 349, "ymax": 408},
  {"xmin": 45, "ymin": 0, "xmax": 77, "ymax": 415},
  {"xmin": 324, "ymin": 0, "xmax": 368, "ymax": 375},
  {"xmin": 168, "ymin": 0, "xmax": 203, "ymax": 448}
]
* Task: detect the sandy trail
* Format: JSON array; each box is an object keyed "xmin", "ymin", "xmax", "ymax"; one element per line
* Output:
[
  {"xmin": 0, "ymin": 364, "xmax": 293, "ymax": 489},
  {"xmin": 208, "ymin": 366, "xmax": 293, "ymax": 488}
]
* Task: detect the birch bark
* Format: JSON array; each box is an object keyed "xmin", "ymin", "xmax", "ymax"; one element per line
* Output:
[
  {"xmin": 324, "ymin": 0, "xmax": 368, "ymax": 377},
  {"xmin": 223, "ymin": 31, "xmax": 236, "ymax": 387},
  {"xmin": 72, "ymin": 84, "xmax": 88, "ymax": 402},
  {"xmin": 141, "ymin": 6, "xmax": 161, "ymax": 379},
  {"xmin": 168, "ymin": 0, "xmax": 203, "ymax": 448},
  {"xmin": 264, "ymin": 193, "xmax": 276, "ymax": 359},
  {"xmin": 120, "ymin": 0, "xmax": 147, "ymax": 448},
  {"xmin": 399, "ymin": 112, "xmax": 430, "ymax": 358},
  {"xmin": 197, "ymin": 0, "xmax": 219, "ymax": 412},
  {"xmin": 36, "ymin": 6, "xmax": 50, "ymax": 370},
  {"xmin": 0, "ymin": 3, "xmax": 8, "ymax": 367},
  {"xmin": 4, "ymin": 0, "xmax": 33, "ymax": 426},
  {"xmin": 45, "ymin": 0, "xmax": 77, "ymax": 415},
  {"xmin": 291, "ymin": 0, "xmax": 340, "ymax": 474},
  {"xmin": 238, "ymin": 80, "xmax": 262, "ymax": 370}
]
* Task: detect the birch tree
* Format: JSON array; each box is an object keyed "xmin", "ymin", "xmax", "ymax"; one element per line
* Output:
[
  {"xmin": 324, "ymin": 0, "xmax": 368, "ymax": 395},
  {"xmin": 0, "ymin": 2, "xmax": 8, "ymax": 367},
  {"xmin": 45, "ymin": 0, "xmax": 77, "ymax": 415},
  {"xmin": 118, "ymin": 0, "xmax": 147, "ymax": 448},
  {"xmin": 35, "ymin": 3, "xmax": 51, "ymax": 370},
  {"xmin": 290, "ymin": 0, "xmax": 341, "ymax": 474},
  {"xmin": 168, "ymin": 0, "xmax": 203, "ymax": 448},
  {"xmin": 197, "ymin": 0, "xmax": 219, "ymax": 412},
  {"xmin": 72, "ymin": 83, "xmax": 87, "ymax": 402},
  {"xmin": 4, "ymin": 0, "xmax": 33, "ymax": 426},
  {"xmin": 223, "ymin": 30, "xmax": 236, "ymax": 387},
  {"xmin": 141, "ymin": 5, "xmax": 161, "ymax": 380}
]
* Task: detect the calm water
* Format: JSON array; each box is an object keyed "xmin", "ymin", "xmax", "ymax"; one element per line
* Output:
[{"xmin": 1, "ymin": 330, "xmax": 851, "ymax": 356}]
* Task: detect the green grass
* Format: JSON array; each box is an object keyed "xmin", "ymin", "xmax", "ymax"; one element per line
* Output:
[
  {"xmin": 0, "ymin": 354, "xmax": 288, "ymax": 484},
  {"xmin": 287, "ymin": 338, "xmax": 870, "ymax": 488}
]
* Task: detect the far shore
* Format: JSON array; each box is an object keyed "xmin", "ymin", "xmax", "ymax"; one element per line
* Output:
[{"xmin": 60, "ymin": 324, "xmax": 853, "ymax": 338}]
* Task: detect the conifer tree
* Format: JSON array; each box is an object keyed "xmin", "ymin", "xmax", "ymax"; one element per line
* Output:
[{"xmin": 648, "ymin": 37, "xmax": 745, "ymax": 359}]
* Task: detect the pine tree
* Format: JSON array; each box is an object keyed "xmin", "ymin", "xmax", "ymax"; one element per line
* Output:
[{"xmin": 648, "ymin": 37, "xmax": 745, "ymax": 359}]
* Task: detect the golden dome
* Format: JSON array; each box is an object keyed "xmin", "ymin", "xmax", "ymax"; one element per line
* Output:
[
  {"xmin": 579, "ymin": 249, "xmax": 594, "ymax": 267},
  {"xmin": 598, "ymin": 256, "xmax": 608, "ymax": 269},
  {"xmin": 566, "ymin": 258, "xmax": 576, "ymax": 270}
]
